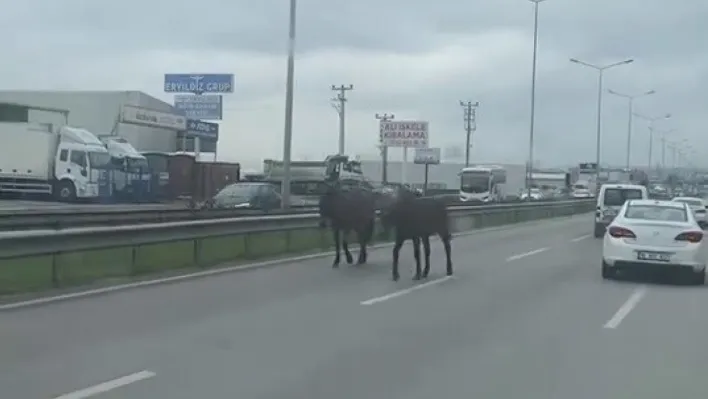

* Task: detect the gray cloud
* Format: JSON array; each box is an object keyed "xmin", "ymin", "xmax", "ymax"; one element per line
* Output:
[{"xmin": 0, "ymin": 0, "xmax": 705, "ymax": 170}]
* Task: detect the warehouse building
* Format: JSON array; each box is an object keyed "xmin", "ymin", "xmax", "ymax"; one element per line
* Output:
[{"xmin": 0, "ymin": 90, "xmax": 216, "ymax": 154}]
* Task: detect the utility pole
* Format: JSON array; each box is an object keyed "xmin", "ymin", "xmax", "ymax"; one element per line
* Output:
[
  {"xmin": 459, "ymin": 101, "xmax": 479, "ymax": 167},
  {"xmin": 331, "ymin": 84, "xmax": 354, "ymax": 155},
  {"xmin": 375, "ymin": 113, "xmax": 394, "ymax": 184}
]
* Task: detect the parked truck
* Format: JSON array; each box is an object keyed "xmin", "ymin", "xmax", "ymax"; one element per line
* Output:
[
  {"xmin": 99, "ymin": 135, "xmax": 151, "ymax": 202},
  {"xmin": 0, "ymin": 122, "xmax": 111, "ymax": 201}
]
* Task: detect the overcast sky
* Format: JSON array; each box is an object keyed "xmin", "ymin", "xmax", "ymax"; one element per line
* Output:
[{"xmin": 1, "ymin": 0, "xmax": 706, "ymax": 169}]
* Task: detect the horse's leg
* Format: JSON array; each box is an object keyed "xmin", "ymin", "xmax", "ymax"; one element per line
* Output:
[
  {"xmin": 342, "ymin": 229, "xmax": 354, "ymax": 264},
  {"xmin": 422, "ymin": 235, "xmax": 432, "ymax": 278},
  {"xmin": 392, "ymin": 235, "xmax": 404, "ymax": 281},
  {"xmin": 355, "ymin": 228, "xmax": 366, "ymax": 265},
  {"xmin": 441, "ymin": 232, "xmax": 453, "ymax": 276},
  {"xmin": 332, "ymin": 228, "xmax": 341, "ymax": 268},
  {"xmin": 412, "ymin": 236, "xmax": 422, "ymax": 280}
]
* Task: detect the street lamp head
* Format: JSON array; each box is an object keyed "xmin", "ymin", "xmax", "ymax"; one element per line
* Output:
[
  {"xmin": 664, "ymin": 113, "xmax": 671, "ymax": 119},
  {"xmin": 622, "ymin": 59, "xmax": 634, "ymax": 65},
  {"xmin": 569, "ymin": 58, "xmax": 580, "ymax": 64},
  {"xmin": 608, "ymin": 89, "xmax": 618, "ymax": 95},
  {"xmin": 645, "ymin": 90, "xmax": 656, "ymax": 95}
]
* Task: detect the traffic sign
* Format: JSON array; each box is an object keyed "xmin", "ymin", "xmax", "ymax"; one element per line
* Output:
[
  {"xmin": 186, "ymin": 120, "xmax": 219, "ymax": 140},
  {"xmin": 379, "ymin": 120, "xmax": 429, "ymax": 148},
  {"xmin": 414, "ymin": 147, "xmax": 441, "ymax": 164},
  {"xmin": 174, "ymin": 95, "xmax": 222, "ymax": 120}
]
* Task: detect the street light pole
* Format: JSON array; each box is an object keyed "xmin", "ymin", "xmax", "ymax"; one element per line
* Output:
[
  {"xmin": 657, "ymin": 128, "xmax": 676, "ymax": 170},
  {"xmin": 632, "ymin": 112, "xmax": 671, "ymax": 171},
  {"xmin": 607, "ymin": 89, "xmax": 655, "ymax": 169},
  {"xmin": 569, "ymin": 58, "xmax": 633, "ymax": 181},
  {"xmin": 280, "ymin": 0, "xmax": 297, "ymax": 209},
  {"xmin": 375, "ymin": 113, "xmax": 394, "ymax": 184},
  {"xmin": 526, "ymin": 0, "xmax": 545, "ymax": 198}
]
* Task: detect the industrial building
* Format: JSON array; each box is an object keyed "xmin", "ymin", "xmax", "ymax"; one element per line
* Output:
[{"xmin": 0, "ymin": 90, "xmax": 215, "ymax": 154}]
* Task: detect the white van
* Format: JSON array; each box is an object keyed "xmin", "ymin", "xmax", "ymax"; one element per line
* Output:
[{"xmin": 594, "ymin": 183, "xmax": 648, "ymax": 237}]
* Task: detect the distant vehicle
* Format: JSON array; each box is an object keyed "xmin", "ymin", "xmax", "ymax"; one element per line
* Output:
[
  {"xmin": 459, "ymin": 165, "xmax": 507, "ymax": 202},
  {"xmin": 602, "ymin": 199, "xmax": 705, "ymax": 284},
  {"xmin": 594, "ymin": 183, "xmax": 648, "ymax": 238},
  {"xmin": 529, "ymin": 171, "xmax": 568, "ymax": 198},
  {"xmin": 210, "ymin": 182, "xmax": 281, "ymax": 211},
  {"xmin": 672, "ymin": 196, "xmax": 707, "ymax": 228},
  {"xmin": 571, "ymin": 188, "xmax": 593, "ymax": 199},
  {"xmin": 520, "ymin": 188, "xmax": 544, "ymax": 201},
  {"xmin": 0, "ymin": 122, "xmax": 111, "ymax": 201}
]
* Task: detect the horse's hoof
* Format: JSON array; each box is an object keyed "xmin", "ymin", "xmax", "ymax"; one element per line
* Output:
[
  {"xmin": 446, "ymin": 270, "xmax": 453, "ymax": 276},
  {"xmin": 332, "ymin": 262, "xmax": 340, "ymax": 268},
  {"xmin": 413, "ymin": 275, "xmax": 422, "ymax": 281},
  {"xmin": 392, "ymin": 274, "xmax": 400, "ymax": 281},
  {"xmin": 346, "ymin": 258, "xmax": 354, "ymax": 265},
  {"xmin": 422, "ymin": 272, "xmax": 430, "ymax": 279}
]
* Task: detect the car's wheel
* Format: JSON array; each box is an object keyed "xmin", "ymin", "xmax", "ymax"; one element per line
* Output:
[
  {"xmin": 594, "ymin": 223, "xmax": 605, "ymax": 238},
  {"xmin": 602, "ymin": 260, "xmax": 614, "ymax": 279}
]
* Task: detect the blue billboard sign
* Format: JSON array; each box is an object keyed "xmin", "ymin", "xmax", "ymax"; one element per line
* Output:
[
  {"xmin": 186, "ymin": 119, "xmax": 219, "ymax": 140},
  {"xmin": 164, "ymin": 74, "xmax": 234, "ymax": 94},
  {"xmin": 174, "ymin": 95, "xmax": 222, "ymax": 120}
]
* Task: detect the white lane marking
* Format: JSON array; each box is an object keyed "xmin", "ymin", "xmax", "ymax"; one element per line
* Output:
[
  {"xmin": 571, "ymin": 234, "xmax": 591, "ymax": 242},
  {"xmin": 0, "ymin": 214, "xmax": 586, "ymax": 311},
  {"xmin": 603, "ymin": 287, "xmax": 647, "ymax": 329},
  {"xmin": 506, "ymin": 247, "xmax": 549, "ymax": 262},
  {"xmin": 53, "ymin": 370, "xmax": 156, "ymax": 399},
  {"xmin": 361, "ymin": 276, "xmax": 455, "ymax": 305}
]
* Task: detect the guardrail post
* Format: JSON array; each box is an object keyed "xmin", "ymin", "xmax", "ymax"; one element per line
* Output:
[
  {"xmin": 194, "ymin": 238, "xmax": 203, "ymax": 267},
  {"xmin": 51, "ymin": 253, "xmax": 59, "ymax": 288}
]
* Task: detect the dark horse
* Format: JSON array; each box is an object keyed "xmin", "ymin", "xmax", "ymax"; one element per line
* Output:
[
  {"xmin": 380, "ymin": 187, "xmax": 453, "ymax": 281},
  {"xmin": 318, "ymin": 182, "xmax": 377, "ymax": 267}
]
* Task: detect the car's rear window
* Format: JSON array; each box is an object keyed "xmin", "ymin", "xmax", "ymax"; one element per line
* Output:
[
  {"xmin": 624, "ymin": 205, "xmax": 687, "ymax": 222},
  {"xmin": 603, "ymin": 188, "xmax": 643, "ymax": 206}
]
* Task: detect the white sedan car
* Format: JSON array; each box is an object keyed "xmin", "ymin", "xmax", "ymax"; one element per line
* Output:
[
  {"xmin": 602, "ymin": 199, "xmax": 705, "ymax": 284},
  {"xmin": 672, "ymin": 196, "xmax": 707, "ymax": 228}
]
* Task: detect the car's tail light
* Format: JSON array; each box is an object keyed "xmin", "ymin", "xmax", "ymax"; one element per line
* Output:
[
  {"xmin": 675, "ymin": 231, "xmax": 703, "ymax": 243},
  {"xmin": 608, "ymin": 226, "xmax": 636, "ymax": 238}
]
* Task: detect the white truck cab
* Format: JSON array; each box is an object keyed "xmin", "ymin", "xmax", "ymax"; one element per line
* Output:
[
  {"xmin": 0, "ymin": 122, "xmax": 111, "ymax": 201},
  {"xmin": 594, "ymin": 183, "xmax": 648, "ymax": 238},
  {"xmin": 100, "ymin": 136, "xmax": 150, "ymax": 196},
  {"xmin": 53, "ymin": 126, "xmax": 112, "ymax": 200}
]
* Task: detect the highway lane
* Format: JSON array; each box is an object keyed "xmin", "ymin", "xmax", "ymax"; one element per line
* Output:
[{"xmin": 2, "ymin": 213, "xmax": 707, "ymax": 398}]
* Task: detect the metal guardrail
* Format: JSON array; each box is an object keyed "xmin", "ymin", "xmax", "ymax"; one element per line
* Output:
[
  {"xmin": 0, "ymin": 198, "xmax": 589, "ymax": 231},
  {"xmin": 0, "ymin": 199, "xmax": 595, "ymax": 297},
  {"xmin": 0, "ymin": 200, "xmax": 595, "ymax": 260}
]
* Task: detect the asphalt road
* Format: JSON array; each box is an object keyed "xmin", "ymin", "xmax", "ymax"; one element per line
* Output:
[{"xmin": 2, "ymin": 213, "xmax": 708, "ymax": 399}]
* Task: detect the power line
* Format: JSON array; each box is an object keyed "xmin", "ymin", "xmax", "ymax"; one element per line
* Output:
[
  {"xmin": 375, "ymin": 113, "xmax": 395, "ymax": 183},
  {"xmin": 331, "ymin": 84, "xmax": 354, "ymax": 155},
  {"xmin": 459, "ymin": 101, "xmax": 479, "ymax": 167}
]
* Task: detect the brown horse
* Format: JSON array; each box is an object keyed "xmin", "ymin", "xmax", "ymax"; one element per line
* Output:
[
  {"xmin": 318, "ymin": 182, "xmax": 376, "ymax": 267},
  {"xmin": 380, "ymin": 187, "xmax": 453, "ymax": 281}
]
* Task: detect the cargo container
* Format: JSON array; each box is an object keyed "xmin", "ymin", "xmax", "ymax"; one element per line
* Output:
[{"xmin": 158, "ymin": 153, "xmax": 240, "ymax": 201}]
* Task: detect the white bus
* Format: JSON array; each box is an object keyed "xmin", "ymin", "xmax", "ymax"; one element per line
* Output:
[{"xmin": 459, "ymin": 165, "xmax": 507, "ymax": 202}]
